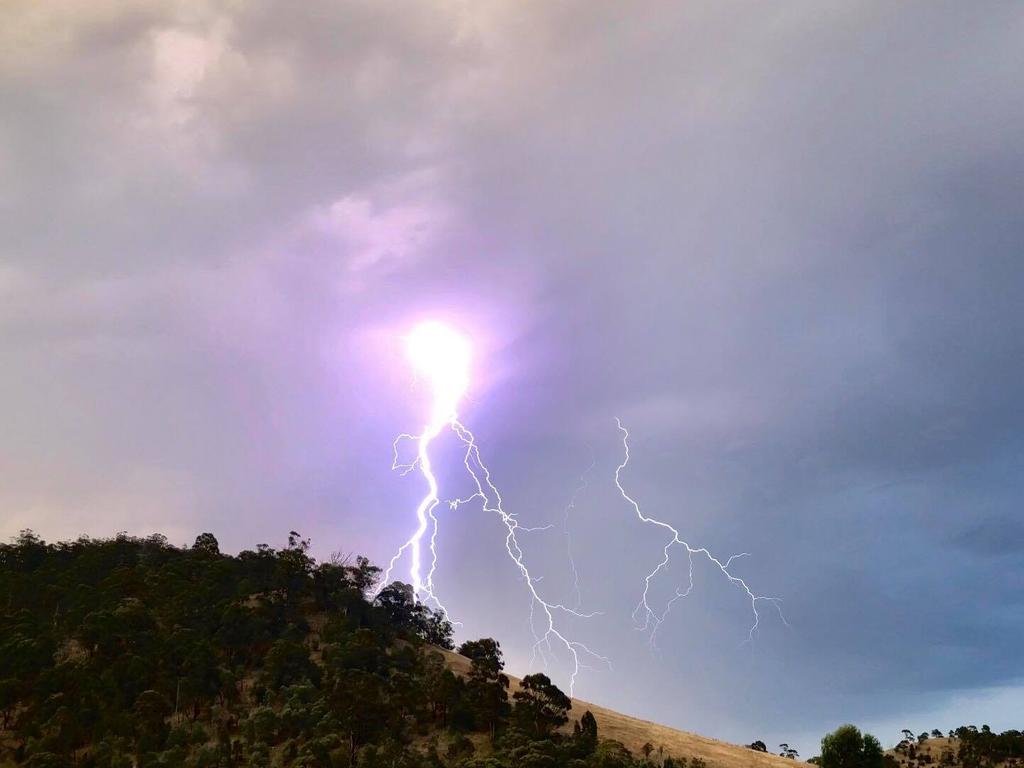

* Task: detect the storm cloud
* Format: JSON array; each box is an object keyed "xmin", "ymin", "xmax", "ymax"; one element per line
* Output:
[{"xmin": 2, "ymin": 1, "xmax": 1023, "ymax": 757}]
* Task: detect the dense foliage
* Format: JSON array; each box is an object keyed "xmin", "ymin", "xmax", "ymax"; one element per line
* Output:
[
  {"xmin": 816, "ymin": 725, "xmax": 884, "ymax": 768},
  {"xmin": 950, "ymin": 726, "xmax": 1024, "ymax": 767},
  {"xmin": 0, "ymin": 530, "xmax": 679, "ymax": 768}
]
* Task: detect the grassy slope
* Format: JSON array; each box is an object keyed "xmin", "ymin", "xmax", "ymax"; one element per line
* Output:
[
  {"xmin": 439, "ymin": 650, "xmax": 809, "ymax": 768},
  {"xmin": 883, "ymin": 736, "xmax": 1014, "ymax": 768},
  {"xmin": 887, "ymin": 736, "xmax": 952, "ymax": 765}
]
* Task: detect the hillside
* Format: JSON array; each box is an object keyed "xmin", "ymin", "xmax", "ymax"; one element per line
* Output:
[
  {"xmin": 886, "ymin": 731, "xmax": 1024, "ymax": 768},
  {"xmin": 888, "ymin": 737, "xmax": 959, "ymax": 767},
  {"xmin": 0, "ymin": 530, "xmax": 807, "ymax": 768},
  {"xmin": 439, "ymin": 650, "xmax": 805, "ymax": 768}
]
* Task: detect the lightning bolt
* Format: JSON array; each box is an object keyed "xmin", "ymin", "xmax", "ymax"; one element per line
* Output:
[
  {"xmin": 379, "ymin": 322, "xmax": 608, "ymax": 695},
  {"xmin": 383, "ymin": 426, "xmax": 459, "ymax": 623},
  {"xmin": 614, "ymin": 418, "xmax": 788, "ymax": 646},
  {"xmin": 447, "ymin": 421, "xmax": 608, "ymax": 695}
]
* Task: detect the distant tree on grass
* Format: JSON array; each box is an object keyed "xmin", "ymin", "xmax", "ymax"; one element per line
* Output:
[
  {"xmin": 512, "ymin": 673, "xmax": 572, "ymax": 738},
  {"xmin": 820, "ymin": 724, "xmax": 884, "ymax": 768},
  {"xmin": 778, "ymin": 743, "xmax": 801, "ymax": 759}
]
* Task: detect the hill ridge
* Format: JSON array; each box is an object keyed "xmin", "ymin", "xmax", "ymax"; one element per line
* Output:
[{"xmin": 439, "ymin": 649, "xmax": 810, "ymax": 768}]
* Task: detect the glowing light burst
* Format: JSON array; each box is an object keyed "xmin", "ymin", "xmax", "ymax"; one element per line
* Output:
[
  {"xmin": 381, "ymin": 321, "xmax": 608, "ymax": 694},
  {"xmin": 614, "ymin": 418, "xmax": 788, "ymax": 646}
]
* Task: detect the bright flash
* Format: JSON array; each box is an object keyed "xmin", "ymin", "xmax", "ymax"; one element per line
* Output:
[
  {"xmin": 380, "ymin": 319, "xmax": 782, "ymax": 695},
  {"xmin": 406, "ymin": 321, "xmax": 471, "ymax": 425},
  {"xmin": 382, "ymin": 319, "xmax": 609, "ymax": 694}
]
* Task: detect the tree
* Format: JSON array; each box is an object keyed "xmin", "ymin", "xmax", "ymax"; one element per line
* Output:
[
  {"xmin": 573, "ymin": 710, "xmax": 599, "ymax": 756},
  {"xmin": 779, "ymin": 744, "xmax": 802, "ymax": 761},
  {"xmin": 458, "ymin": 639, "xmax": 510, "ymax": 737},
  {"xmin": 375, "ymin": 582, "xmax": 420, "ymax": 628},
  {"xmin": 862, "ymin": 734, "xmax": 883, "ymax": 768},
  {"xmin": 374, "ymin": 582, "xmax": 452, "ymax": 646},
  {"xmin": 192, "ymin": 533, "xmax": 220, "ymax": 556},
  {"xmin": 513, "ymin": 673, "xmax": 571, "ymax": 738},
  {"xmin": 423, "ymin": 610, "xmax": 455, "ymax": 649},
  {"xmin": 329, "ymin": 670, "xmax": 388, "ymax": 765},
  {"xmin": 167, "ymin": 631, "xmax": 222, "ymax": 720},
  {"xmin": 263, "ymin": 639, "xmax": 320, "ymax": 689},
  {"xmin": 278, "ymin": 531, "xmax": 315, "ymax": 600},
  {"xmin": 820, "ymin": 724, "xmax": 884, "ymax": 768}
]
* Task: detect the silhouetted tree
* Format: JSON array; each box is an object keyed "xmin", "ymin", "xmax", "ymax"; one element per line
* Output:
[
  {"xmin": 458, "ymin": 638, "xmax": 510, "ymax": 738},
  {"xmin": 192, "ymin": 532, "xmax": 220, "ymax": 556},
  {"xmin": 513, "ymin": 673, "xmax": 571, "ymax": 738},
  {"xmin": 573, "ymin": 710, "xmax": 599, "ymax": 756}
]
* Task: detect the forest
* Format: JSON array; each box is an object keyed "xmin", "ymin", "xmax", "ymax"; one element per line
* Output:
[
  {"xmin": 3, "ymin": 530, "xmax": 1021, "ymax": 768},
  {"xmin": 0, "ymin": 529, "xmax": 651, "ymax": 768}
]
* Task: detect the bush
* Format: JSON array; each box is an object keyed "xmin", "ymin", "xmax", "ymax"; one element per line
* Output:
[{"xmin": 819, "ymin": 724, "xmax": 883, "ymax": 768}]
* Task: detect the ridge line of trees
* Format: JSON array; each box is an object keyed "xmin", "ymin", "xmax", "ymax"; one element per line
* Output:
[{"xmin": 0, "ymin": 529, "xmax": 712, "ymax": 768}]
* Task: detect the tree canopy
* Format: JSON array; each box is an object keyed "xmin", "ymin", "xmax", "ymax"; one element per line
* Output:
[
  {"xmin": 819, "ymin": 725, "xmax": 883, "ymax": 768},
  {"xmin": 0, "ymin": 529, "xmax": 671, "ymax": 768}
]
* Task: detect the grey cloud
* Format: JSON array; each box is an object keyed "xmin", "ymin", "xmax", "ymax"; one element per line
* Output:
[{"xmin": 3, "ymin": 0, "xmax": 1024, "ymax": 758}]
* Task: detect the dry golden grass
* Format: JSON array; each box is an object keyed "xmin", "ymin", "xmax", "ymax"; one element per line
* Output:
[{"xmin": 438, "ymin": 649, "xmax": 810, "ymax": 768}]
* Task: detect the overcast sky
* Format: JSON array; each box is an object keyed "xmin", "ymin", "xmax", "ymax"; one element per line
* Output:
[{"xmin": 3, "ymin": 0, "xmax": 1024, "ymax": 758}]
